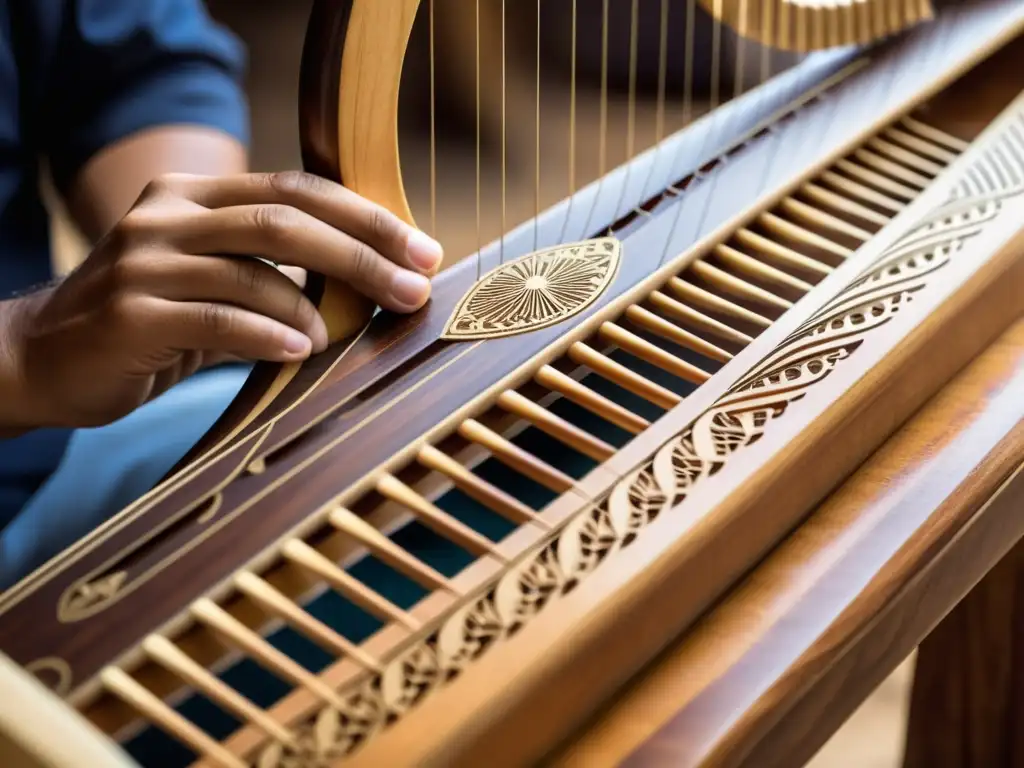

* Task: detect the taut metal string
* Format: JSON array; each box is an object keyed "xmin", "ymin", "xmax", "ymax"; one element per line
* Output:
[
  {"xmin": 534, "ymin": 0, "xmax": 541, "ymax": 252},
  {"xmin": 558, "ymin": 0, "xmax": 579, "ymax": 243},
  {"xmin": 475, "ymin": 0, "xmax": 482, "ymax": 281},
  {"xmin": 611, "ymin": 0, "xmax": 641, "ymax": 223},
  {"xmin": 580, "ymin": 0, "xmax": 611, "ymax": 239},
  {"xmin": 429, "ymin": 0, "xmax": 436, "ymax": 240},
  {"xmin": 500, "ymin": 0, "xmax": 507, "ymax": 264}
]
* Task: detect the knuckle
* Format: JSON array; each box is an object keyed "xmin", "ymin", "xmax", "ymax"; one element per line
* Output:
[
  {"xmin": 368, "ymin": 206, "xmax": 400, "ymax": 245},
  {"xmin": 235, "ymin": 259, "xmax": 267, "ymax": 295},
  {"xmin": 199, "ymin": 303, "xmax": 234, "ymax": 337},
  {"xmin": 142, "ymin": 172, "xmax": 187, "ymax": 200},
  {"xmin": 252, "ymin": 204, "xmax": 297, "ymax": 239},
  {"xmin": 268, "ymin": 170, "xmax": 319, "ymax": 197},
  {"xmin": 348, "ymin": 241, "xmax": 375, "ymax": 282}
]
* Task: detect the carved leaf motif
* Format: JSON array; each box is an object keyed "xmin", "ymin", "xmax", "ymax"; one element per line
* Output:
[
  {"xmin": 442, "ymin": 238, "xmax": 622, "ymax": 340},
  {"xmin": 61, "ymin": 571, "xmax": 128, "ymax": 620}
]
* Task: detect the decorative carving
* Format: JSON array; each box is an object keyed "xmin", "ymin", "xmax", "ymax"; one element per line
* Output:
[
  {"xmin": 60, "ymin": 571, "xmax": 127, "ymax": 620},
  {"xmin": 254, "ymin": 121, "xmax": 1024, "ymax": 766},
  {"xmin": 24, "ymin": 657, "xmax": 73, "ymax": 697},
  {"xmin": 441, "ymin": 238, "xmax": 622, "ymax": 341}
]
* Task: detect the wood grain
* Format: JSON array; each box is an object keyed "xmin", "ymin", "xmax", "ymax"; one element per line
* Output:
[{"xmin": 557, "ymin": 316, "xmax": 1024, "ymax": 768}]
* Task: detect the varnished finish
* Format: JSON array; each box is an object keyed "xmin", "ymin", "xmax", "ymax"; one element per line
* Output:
[
  {"xmin": 2, "ymin": 0, "xmax": 1023, "ymax": 717},
  {"xmin": 558, "ymin": 317, "xmax": 1024, "ymax": 768},
  {"xmin": 903, "ymin": 526, "xmax": 1024, "ymax": 767}
]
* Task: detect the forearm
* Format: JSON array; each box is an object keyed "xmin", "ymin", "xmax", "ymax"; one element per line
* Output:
[{"xmin": 65, "ymin": 126, "xmax": 248, "ymax": 243}]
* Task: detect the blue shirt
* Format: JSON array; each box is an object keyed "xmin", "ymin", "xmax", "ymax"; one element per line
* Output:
[{"xmin": 0, "ymin": 0, "xmax": 249, "ymax": 522}]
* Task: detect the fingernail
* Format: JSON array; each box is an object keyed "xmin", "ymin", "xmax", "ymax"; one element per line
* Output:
[
  {"xmin": 390, "ymin": 270, "xmax": 431, "ymax": 309},
  {"xmin": 406, "ymin": 230, "xmax": 443, "ymax": 272},
  {"xmin": 284, "ymin": 329, "xmax": 312, "ymax": 355}
]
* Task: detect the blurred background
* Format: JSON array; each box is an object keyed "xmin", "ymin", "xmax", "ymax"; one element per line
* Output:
[{"xmin": 49, "ymin": 2, "xmax": 916, "ymax": 764}]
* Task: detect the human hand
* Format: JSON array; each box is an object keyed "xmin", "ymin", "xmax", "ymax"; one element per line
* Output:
[{"xmin": 1, "ymin": 171, "xmax": 443, "ymax": 430}]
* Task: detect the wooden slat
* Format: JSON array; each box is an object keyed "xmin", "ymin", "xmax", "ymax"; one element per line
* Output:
[
  {"xmin": 800, "ymin": 183, "xmax": 892, "ymax": 228},
  {"xmin": 624, "ymin": 305, "xmax": 733, "ymax": 363},
  {"xmin": 458, "ymin": 418, "xmax": 577, "ymax": 495},
  {"xmin": 599, "ymin": 323, "xmax": 712, "ymax": 385},
  {"xmin": 569, "ymin": 342, "xmax": 683, "ymax": 410},
  {"xmin": 647, "ymin": 290, "xmax": 755, "ymax": 346},
  {"xmin": 689, "ymin": 261, "xmax": 794, "ymax": 312},
  {"xmin": 666, "ymin": 277, "xmax": 774, "ymax": 329},
  {"xmin": 535, "ymin": 365, "xmax": 650, "ymax": 435},
  {"xmin": 497, "ymin": 390, "xmax": 616, "ymax": 462},
  {"xmin": 714, "ymin": 245, "xmax": 815, "ymax": 294}
]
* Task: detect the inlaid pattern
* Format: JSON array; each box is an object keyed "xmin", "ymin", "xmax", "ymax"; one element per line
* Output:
[
  {"xmin": 253, "ymin": 114, "xmax": 1024, "ymax": 766},
  {"xmin": 441, "ymin": 238, "xmax": 622, "ymax": 341}
]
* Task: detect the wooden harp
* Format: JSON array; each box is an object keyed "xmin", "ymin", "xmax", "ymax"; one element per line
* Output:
[{"xmin": 1, "ymin": 1, "xmax": 1023, "ymax": 766}]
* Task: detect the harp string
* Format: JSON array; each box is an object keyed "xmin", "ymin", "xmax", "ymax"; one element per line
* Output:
[
  {"xmin": 500, "ymin": 0, "xmax": 507, "ymax": 264},
  {"xmin": 475, "ymin": 0, "xmax": 481, "ymax": 281},
  {"xmin": 580, "ymin": 0, "xmax": 611, "ymax": 239},
  {"xmin": 534, "ymin": 0, "xmax": 541, "ymax": 252},
  {"xmin": 429, "ymin": 0, "xmax": 436, "ymax": 241},
  {"xmin": 637, "ymin": 0, "xmax": 672, "ymax": 208},
  {"xmin": 612, "ymin": 0, "xmax": 641, "ymax": 223},
  {"xmin": 558, "ymin": 0, "xmax": 579, "ymax": 243}
]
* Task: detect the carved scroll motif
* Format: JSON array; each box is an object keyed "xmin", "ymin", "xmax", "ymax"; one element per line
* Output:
[
  {"xmin": 254, "ymin": 115, "xmax": 1024, "ymax": 766},
  {"xmin": 442, "ymin": 238, "xmax": 622, "ymax": 341}
]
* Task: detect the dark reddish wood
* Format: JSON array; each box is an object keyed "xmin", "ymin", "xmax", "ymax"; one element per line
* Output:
[
  {"xmin": 0, "ymin": 0, "xmax": 1021, "ymax": 702},
  {"xmin": 903, "ymin": 526, "xmax": 1024, "ymax": 767}
]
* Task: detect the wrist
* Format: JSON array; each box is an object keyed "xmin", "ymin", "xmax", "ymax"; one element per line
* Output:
[{"xmin": 0, "ymin": 294, "xmax": 46, "ymax": 436}]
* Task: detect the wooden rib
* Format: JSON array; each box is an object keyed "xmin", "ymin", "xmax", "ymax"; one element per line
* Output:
[
  {"xmin": 569, "ymin": 341, "xmax": 683, "ymax": 410},
  {"xmin": 866, "ymin": 136, "xmax": 945, "ymax": 175},
  {"xmin": 377, "ymin": 472, "xmax": 507, "ymax": 558},
  {"xmin": 233, "ymin": 572, "xmax": 380, "ymax": 669},
  {"xmin": 281, "ymin": 539, "xmax": 420, "ymax": 631},
  {"xmin": 818, "ymin": 170, "xmax": 907, "ymax": 213},
  {"xmin": 713, "ymin": 244, "xmax": 815, "ymax": 294},
  {"xmin": 883, "ymin": 126, "xmax": 959, "ymax": 163},
  {"xmin": 599, "ymin": 322, "xmax": 711, "ymax": 384},
  {"xmin": 800, "ymin": 183, "xmax": 892, "ymax": 227},
  {"xmin": 100, "ymin": 667, "xmax": 247, "ymax": 768},
  {"xmin": 688, "ymin": 261, "xmax": 793, "ymax": 312},
  {"xmin": 758, "ymin": 213, "xmax": 855, "ymax": 260},
  {"xmin": 901, "ymin": 115, "xmax": 971, "ymax": 152},
  {"xmin": 418, "ymin": 442, "xmax": 552, "ymax": 527},
  {"xmin": 647, "ymin": 290, "xmax": 754, "ymax": 346},
  {"xmin": 458, "ymin": 418, "xmax": 576, "ymax": 495},
  {"xmin": 624, "ymin": 305, "xmax": 732, "ymax": 363},
  {"xmin": 852, "ymin": 148, "xmax": 932, "ymax": 188},
  {"xmin": 142, "ymin": 635, "xmax": 296, "ymax": 746},
  {"xmin": 497, "ymin": 390, "xmax": 616, "ymax": 462},
  {"xmin": 535, "ymin": 365, "xmax": 650, "ymax": 434},
  {"xmin": 190, "ymin": 599, "xmax": 346, "ymax": 708},
  {"xmin": 666, "ymin": 277, "xmax": 773, "ymax": 329},
  {"xmin": 326, "ymin": 506, "xmax": 458, "ymax": 595},
  {"xmin": 733, "ymin": 228, "xmax": 834, "ymax": 277},
  {"xmin": 778, "ymin": 197, "xmax": 873, "ymax": 242},
  {"xmin": 835, "ymin": 159, "xmax": 919, "ymax": 200}
]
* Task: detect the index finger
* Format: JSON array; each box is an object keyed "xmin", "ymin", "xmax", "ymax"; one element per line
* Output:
[{"xmin": 154, "ymin": 172, "xmax": 444, "ymax": 277}]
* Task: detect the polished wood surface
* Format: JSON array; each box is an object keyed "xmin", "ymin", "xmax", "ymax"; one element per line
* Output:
[
  {"xmin": 557, "ymin": 316, "xmax": 1024, "ymax": 767},
  {"xmin": 904, "ymin": 525, "xmax": 1024, "ymax": 766}
]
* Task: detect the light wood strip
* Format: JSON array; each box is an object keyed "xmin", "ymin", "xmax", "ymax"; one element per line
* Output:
[
  {"xmin": 800, "ymin": 183, "xmax": 891, "ymax": 227},
  {"xmin": 535, "ymin": 365, "xmax": 650, "ymax": 434},
  {"xmin": 819, "ymin": 170, "xmax": 907, "ymax": 213},
  {"xmin": 459, "ymin": 418, "xmax": 577, "ymax": 495},
  {"xmin": 714, "ymin": 244, "xmax": 815, "ymax": 294},
  {"xmin": 234, "ymin": 572, "xmax": 381, "ymax": 669},
  {"xmin": 778, "ymin": 197, "xmax": 873, "ymax": 242},
  {"xmin": 734, "ymin": 228, "xmax": 834, "ymax": 277},
  {"xmin": 624, "ymin": 305, "xmax": 733, "ymax": 363},
  {"xmin": 901, "ymin": 115, "xmax": 971, "ymax": 152},
  {"xmin": 190, "ymin": 599, "xmax": 346, "ymax": 708},
  {"xmin": 759, "ymin": 212, "xmax": 855, "ymax": 260},
  {"xmin": 866, "ymin": 136, "xmax": 945, "ymax": 175},
  {"xmin": 419, "ymin": 440, "xmax": 553, "ymax": 526},
  {"xmin": 569, "ymin": 341, "xmax": 683, "ymax": 410},
  {"xmin": 599, "ymin": 322, "xmax": 711, "ymax": 385},
  {"xmin": 377, "ymin": 472, "xmax": 508, "ymax": 559},
  {"xmin": 281, "ymin": 539, "xmax": 420, "ymax": 631},
  {"xmin": 101, "ymin": 667, "xmax": 247, "ymax": 768},
  {"xmin": 883, "ymin": 126, "xmax": 959, "ymax": 163},
  {"xmin": 497, "ymin": 390, "xmax": 616, "ymax": 462},
  {"xmin": 853, "ymin": 147, "xmax": 933, "ymax": 188},
  {"xmin": 326, "ymin": 507, "xmax": 459, "ymax": 595},
  {"xmin": 666, "ymin": 277, "xmax": 773, "ymax": 329},
  {"xmin": 647, "ymin": 290, "xmax": 755, "ymax": 346},
  {"xmin": 689, "ymin": 261, "xmax": 794, "ymax": 312},
  {"xmin": 142, "ymin": 635, "xmax": 296, "ymax": 746},
  {"xmin": 835, "ymin": 158, "xmax": 919, "ymax": 200}
]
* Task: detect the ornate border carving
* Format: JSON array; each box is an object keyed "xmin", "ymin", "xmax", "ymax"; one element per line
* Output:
[
  {"xmin": 253, "ymin": 117, "xmax": 1024, "ymax": 765},
  {"xmin": 441, "ymin": 238, "xmax": 622, "ymax": 341}
]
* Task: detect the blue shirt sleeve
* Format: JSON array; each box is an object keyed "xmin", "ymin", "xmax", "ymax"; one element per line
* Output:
[{"xmin": 46, "ymin": 0, "xmax": 250, "ymax": 193}]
